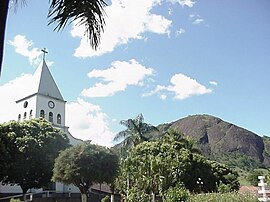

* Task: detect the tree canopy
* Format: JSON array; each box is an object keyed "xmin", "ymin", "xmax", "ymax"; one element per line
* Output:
[
  {"xmin": 52, "ymin": 142, "xmax": 118, "ymax": 202},
  {"xmin": 115, "ymin": 130, "xmax": 239, "ymax": 201},
  {"xmin": 0, "ymin": 118, "xmax": 70, "ymax": 194}
]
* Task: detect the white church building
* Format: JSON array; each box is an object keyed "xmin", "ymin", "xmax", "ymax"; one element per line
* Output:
[
  {"xmin": 0, "ymin": 59, "xmax": 84, "ymax": 195},
  {"xmin": 15, "ymin": 59, "xmax": 82, "ymax": 145}
]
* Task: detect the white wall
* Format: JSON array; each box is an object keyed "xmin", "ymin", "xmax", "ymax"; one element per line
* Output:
[{"xmin": 36, "ymin": 94, "xmax": 66, "ymax": 126}]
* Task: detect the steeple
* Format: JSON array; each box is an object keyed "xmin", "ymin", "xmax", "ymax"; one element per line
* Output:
[{"xmin": 32, "ymin": 60, "xmax": 64, "ymax": 101}]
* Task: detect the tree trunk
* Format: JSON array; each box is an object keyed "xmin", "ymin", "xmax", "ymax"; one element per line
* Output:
[
  {"xmin": 151, "ymin": 192, "xmax": 155, "ymax": 202},
  {"xmin": 110, "ymin": 185, "xmax": 115, "ymax": 202},
  {"xmin": 81, "ymin": 193, "xmax": 87, "ymax": 202},
  {"xmin": 22, "ymin": 191, "xmax": 28, "ymax": 202},
  {"xmin": 23, "ymin": 194, "xmax": 27, "ymax": 202},
  {"xmin": 0, "ymin": 0, "xmax": 9, "ymax": 76},
  {"xmin": 110, "ymin": 194, "xmax": 114, "ymax": 202},
  {"xmin": 21, "ymin": 186, "xmax": 29, "ymax": 202}
]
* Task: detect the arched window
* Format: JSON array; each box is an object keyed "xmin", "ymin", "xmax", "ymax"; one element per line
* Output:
[
  {"xmin": 57, "ymin": 114, "xmax": 61, "ymax": 124},
  {"xmin": 49, "ymin": 112, "xmax": 53, "ymax": 122},
  {"xmin": 40, "ymin": 110, "xmax": 45, "ymax": 118},
  {"xmin": 18, "ymin": 114, "xmax": 21, "ymax": 121},
  {"xmin": 29, "ymin": 110, "xmax": 33, "ymax": 119},
  {"xmin": 23, "ymin": 112, "xmax": 27, "ymax": 120}
]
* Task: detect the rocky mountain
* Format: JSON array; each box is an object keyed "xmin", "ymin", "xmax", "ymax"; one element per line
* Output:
[{"xmin": 155, "ymin": 114, "xmax": 270, "ymax": 169}]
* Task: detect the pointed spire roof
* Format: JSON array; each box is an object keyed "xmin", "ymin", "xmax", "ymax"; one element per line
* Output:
[{"xmin": 32, "ymin": 60, "xmax": 64, "ymax": 101}]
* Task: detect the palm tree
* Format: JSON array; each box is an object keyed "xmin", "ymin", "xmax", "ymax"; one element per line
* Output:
[
  {"xmin": 0, "ymin": 0, "xmax": 107, "ymax": 76},
  {"xmin": 114, "ymin": 114, "xmax": 159, "ymax": 150}
]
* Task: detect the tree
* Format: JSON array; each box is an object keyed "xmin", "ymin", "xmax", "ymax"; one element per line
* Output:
[
  {"xmin": 209, "ymin": 161, "xmax": 239, "ymax": 191},
  {"xmin": 113, "ymin": 113, "xmax": 159, "ymax": 155},
  {"xmin": 0, "ymin": 118, "xmax": 70, "ymax": 200},
  {"xmin": 115, "ymin": 130, "xmax": 239, "ymax": 201},
  {"xmin": 0, "ymin": 0, "xmax": 107, "ymax": 76},
  {"xmin": 162, "ymin": 129, "xmax": 201, "ymax": 154},
  {"xmin": 0, "ymin": 123, "xmax": 14, "ymax": 180},
  {"xmin": 52, "ymin": 142, "xmax": 118, "ymax": 202},
  {"xmin": 247, "ymin": 168, "xmax": 269, "ymax": 186}
]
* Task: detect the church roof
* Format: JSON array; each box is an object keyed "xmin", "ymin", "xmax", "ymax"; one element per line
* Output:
[{"xmin": 32, "ymin": 60, "xmax": 64, "ymax": 101}]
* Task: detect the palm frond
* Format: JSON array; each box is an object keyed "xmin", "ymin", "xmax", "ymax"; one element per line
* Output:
[
  {"xmin": 113, "ymin": 130, "xmax": 130, "ymax": 142},
  {"xmin": 119, "ymin": 119, "xmax": 130, "ymax": 128},
  {"xmin": 48, "ymin": 0, "xmax": 107, "ymax": 50},
  {"xmin": 9, "ymin": 0, "xmax": 27, "ymax": 13},
  {"xmin": 115, "ymin": 114, "xmax": 159, "ymax": 153}
]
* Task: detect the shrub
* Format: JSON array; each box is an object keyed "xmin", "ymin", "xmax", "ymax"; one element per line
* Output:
[
  {"xmin": 188, "ymin": 192, "xmax": 258, "ymax": 202},
  {"xmin": 127, "ymin": 187, "xmax": 150, "ymax": 202},
  {"xmin": 164, "ymin": 184, "xmax": 190, "ymax": 202},
  {"xmin": 101, "ymin": 195, "xmax": 110, "ymax": 202},
  {"xmin": 217, "ymin": 182, "xmax": 231, "ymax": 193},
  {"xmin": 10, "ymin": 199, "xmax": 22, "ymax": 202}
]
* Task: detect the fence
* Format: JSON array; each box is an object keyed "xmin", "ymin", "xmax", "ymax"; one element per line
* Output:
[{"xmin": 0, "ymin": 190, "xmax": 121, "ymax": 202}]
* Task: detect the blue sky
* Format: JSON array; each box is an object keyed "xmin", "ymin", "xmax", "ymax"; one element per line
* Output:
[{"xmin": 1, "ymin": 0, "xmax": 270, "ymax": 146}]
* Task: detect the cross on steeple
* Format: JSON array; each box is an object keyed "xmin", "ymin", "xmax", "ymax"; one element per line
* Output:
[{"xmin": 41, "ymin": 48, "xmax": 48, "ymax": 61}]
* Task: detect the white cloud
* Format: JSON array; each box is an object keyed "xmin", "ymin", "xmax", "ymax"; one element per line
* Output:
[
  {"xmin": 160, "ymin": 94, "xmax": 167, "ymax": 100},
  {"xmin": 66, "ymin": 98, "xmax": 115, "ymax": 147},
  {"xmin": 8, "ymin": 35, "xmax": 54, "ymax": 67},
  {"xmin": 142, "ymin": 84, "xmax": 166, "ymax": 97},
  {"xmin": 176, "ymin": 28, "xmax": 186, "ymax": 36},
  {"xmin": 189, "ymin": 14, "xmax": 195, "ymax": 19},
  {"xmin": 70, "ymin": 0, "xmax": 197, "ymax": 57},
  {"xmin": 144, "ymin": 73, "xmax": 212, "ymax": 100},
  {"xmin": 168, "ymin": 74, "xmax": 212, "ymax": 99},
  {"xmin": 0, "ymin": 74, "xmax": 115, "ymax": 147},
  {"xmin": 193, "ymin": 18, "xmax": 204, "ymax": 25},
  {"xmin": 71, "ymin": 0, "xmax": 174, "ymax": 57},
  {"xmin": 170, "ymin": 0, "xmax": 195, "ymax": 7},
  {"xmin": 209, "ymin": 81, "xmax": 218, "ymax": 86},
  {"xmin": 189, "ymin": 13, "xmax": 205, "ymax": 25},
  {"xmin": 0, "ymin": 74, "xmax": 35, "ymax": 123},
  {"xmin": 168, "ymin": 8, "xmax": 173, "ymax": 15},
  {"xmin": 8, "ymin": 35, "xmax": 42, "ymax": 65},
  {"xmin": 46, "ymin": 60, "xmax": 54, "ymax": 67},
  {"xmin": 82, "ymin": 59, "xmax": 154, "ymax": 97}
]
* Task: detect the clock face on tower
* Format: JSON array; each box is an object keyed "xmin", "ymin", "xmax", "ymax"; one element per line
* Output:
[{"xmin": 48, "ymin": 101, "xmax": 55, "ymax": 109}]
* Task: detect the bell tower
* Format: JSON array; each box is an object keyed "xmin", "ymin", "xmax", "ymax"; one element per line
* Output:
[
  {"xmin": 15, "ymin": 51, "xmax": 81, "ymax": 145},
  {"xmin": 16, "ymin": 59, "xmax": 66, "ymax": 129}
]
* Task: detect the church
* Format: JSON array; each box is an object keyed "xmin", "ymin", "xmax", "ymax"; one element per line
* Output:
[
  {"xmin": 14, "ymin": 58, "xmax": 82, "ymax": 145},
  {"xmin": 0, "ymin": 58, "xmax": 84, "ymax": 195}
]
